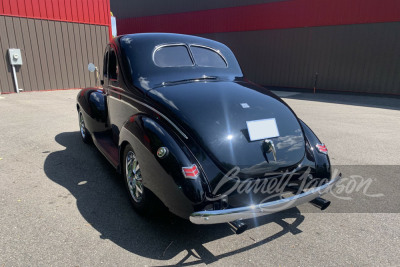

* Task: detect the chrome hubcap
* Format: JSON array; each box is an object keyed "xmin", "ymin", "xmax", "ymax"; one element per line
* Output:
[
  {"xmin": 126, "ymin": 151, "xmax": 143, "ymax": 202},
  {"xmin": 79, "ymin": 113, "xmax": 86, "ymax": 138}
]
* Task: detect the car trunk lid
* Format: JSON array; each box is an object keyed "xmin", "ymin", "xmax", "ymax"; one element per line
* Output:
[{"xmin": 147, "ymin": 80, "xmax": 305, "ymax": 179}]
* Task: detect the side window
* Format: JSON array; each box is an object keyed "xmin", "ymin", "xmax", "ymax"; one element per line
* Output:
[
  {"xmin": 108, "ymin": 49, "xmax": 118, "ymax": 80},
  {"xmin": 103, "ymin": 50, "xmax": 109, "ymax": 78}
]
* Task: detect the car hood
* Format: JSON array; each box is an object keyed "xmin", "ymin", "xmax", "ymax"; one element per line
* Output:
[{"xmin": 147, "ymin": 80, "xmax": 305, "ymax": 178}]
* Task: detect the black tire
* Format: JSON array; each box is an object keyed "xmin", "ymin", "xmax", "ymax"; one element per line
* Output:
[
  {"xmin": 123, "ymin": 144, "xmax": 158, "ymax": 215},
  {"xmin": 78, "ymin": 111, "xmax": 91, "ymax": 144}
]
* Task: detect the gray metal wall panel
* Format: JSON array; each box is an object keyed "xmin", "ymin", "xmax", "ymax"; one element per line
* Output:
[
  {"xmin": 10, "ymin": 17, "xmax": 29, "ymax": 91},
  {"xmin": 4, "ymin": 17, "xmax": 18, "ymax": 90},
  {"xmin": 20, "ymin": 18, "xmax": 38, "ymax": 91},
  {"xmin": 88, "ymin": 24, "xmax": 97, "ymax": 86},
  {"xmin": 42, "ymin": 20, "xmax": 57, "ymax": 90},
  {"xmin": 67, "ymin": 23, "xmax": 79, "ymax": 89},
  {"xmin": 72, "ymin": 23, "xmax": 86, "ymax": 88},
  {"xmin": 200, "ymin": 22, "xmax": 400, "ymax": 95},
  {"xmin": 61, "ymin": 22, "xmax": 74, "ymax": 89},
  {"xmin": 35, "ymin": 19, "xmax": 51, "ymax": 90},
  {"xmin": 84, "ymin": 25, "xmax": 92, "ymax": 86},
  {"xmin": 79, "ymin": 24, "xmax": 91, "ymax": 87},
  {"xmin": 0, "ymin": 16, "xmax": 12, "ymax": 93},
  {"xmin": 0, "ymin": 15, "xmax": 108, "ymax": 93},
  {"xmin": 28, "ymin": 19, "xmax": 45, "ymax": 91},
  {"xmin": 111, "ymin": 0, "xmax": 286, "ymax": 19},
  {"xmin": 5, "ymin": 17, "xmax": 26, "ymax": 92},
  {"xmin": 47, "ymin": 20, "xmax": 64, "ymax": 90},
  {"xmin": 54, "ymin": 21, "xmax": 69, "ymax": 89}
]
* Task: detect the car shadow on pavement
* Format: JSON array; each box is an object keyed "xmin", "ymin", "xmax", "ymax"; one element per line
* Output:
[{"xmin": 44, "ymin": 132, "xmax": 305, "ymax": 265}]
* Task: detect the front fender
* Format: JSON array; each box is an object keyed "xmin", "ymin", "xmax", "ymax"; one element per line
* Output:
[
  {"xmin": 119, "ymin": 115, "xmax": 209, "ymax": 219},
  {"xmin": 76, "ymin": 88, "xmax": 108, "ymax": 133}
]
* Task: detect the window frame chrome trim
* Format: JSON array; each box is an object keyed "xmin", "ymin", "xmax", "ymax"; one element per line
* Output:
[
  {"xmin": 152, "ymin": 43, "xmax": 195, "ymax": 68},
  {"xmin": 189, "ymin": 44, "xmax": 228, "ymax": 68}
]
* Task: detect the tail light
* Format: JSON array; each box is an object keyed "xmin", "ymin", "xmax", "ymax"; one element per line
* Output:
[
  {"xmin": 182, "ymin": 164, "xmax": 199, "ymax": 179},
  {"xmin": 316, "ymin": 143, "xmax": 328, "ymax": 154}
]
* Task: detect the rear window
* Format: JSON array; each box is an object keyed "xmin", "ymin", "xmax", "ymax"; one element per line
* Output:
[
  {"xmin": 153, "ymin": 45, "xmax": 193, "ymax": 67},
  {"xmin": 190, "ymin": 46, "xmax": 227, "ymax": 68}
]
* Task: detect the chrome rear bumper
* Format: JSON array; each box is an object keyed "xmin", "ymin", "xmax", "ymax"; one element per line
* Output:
[{"xmin": 190, "ymin": 174, "xmax": 341, "ymax": 225}]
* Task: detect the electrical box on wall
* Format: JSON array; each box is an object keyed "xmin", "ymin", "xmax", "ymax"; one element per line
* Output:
[
  {"xmin": 8, "ymin": 48, "xmax": 23, "ymax": 65},
  {"xmin": 8, "ymin": 48, "xmax": 23, "ymax": 93}
]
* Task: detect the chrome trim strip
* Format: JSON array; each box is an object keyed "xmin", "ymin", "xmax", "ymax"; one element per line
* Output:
[
  {"xmin": 108, "ymin": 86, "xmax": 188, "ymax": 139},
  {"xmin": 190, "ymin": 174, "xmax": 342, "ymax": 224}
]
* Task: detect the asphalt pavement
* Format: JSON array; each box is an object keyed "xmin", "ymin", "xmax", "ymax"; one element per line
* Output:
[{"xmin": 0, "ymin": 90, "xmax": 399, "ymax": 266}]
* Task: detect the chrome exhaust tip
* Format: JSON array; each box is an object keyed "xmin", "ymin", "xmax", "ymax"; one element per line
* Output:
[
  {"xmin": 310, "ymin": 197, "xmax": 331, "ymax": 210},
  {"xmin": 228, "ymin": 220, "xmax": 248, "ymax": 235}
]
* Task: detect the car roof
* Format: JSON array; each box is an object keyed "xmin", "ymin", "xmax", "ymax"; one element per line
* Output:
[
  {"xmin": 116, "ymin": 33, "xmax": 228, "ymax": 49},
  {"xmin": 113, "ymin": 33, "xmax": 243, "ymax": 91}
]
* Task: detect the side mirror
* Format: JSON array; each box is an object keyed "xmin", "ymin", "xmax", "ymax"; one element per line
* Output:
[
  {"xmin": 88, "ymin": 63, "xmax": 96, "ymax": 72},
  {"xmin": 88, "ymin": 63, "xmax": 100, "ymax": 87},
  {"xmin": 100, "ymin": 80, "xmax": 104, "ymax": 85}
]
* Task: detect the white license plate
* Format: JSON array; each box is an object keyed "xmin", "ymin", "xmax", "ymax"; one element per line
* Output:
[{"xmin": 246, "ymin": 118, "xmax": 280, "ymax": 141}]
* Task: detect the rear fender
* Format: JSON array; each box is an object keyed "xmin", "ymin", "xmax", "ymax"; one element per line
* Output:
[
  {"xmin": 299, "ymin": 120, "xmax": 331, "ymax": 179},
  {"xmin": 119, "ymin": 115, "xmax": 208, "ymax": 218}
]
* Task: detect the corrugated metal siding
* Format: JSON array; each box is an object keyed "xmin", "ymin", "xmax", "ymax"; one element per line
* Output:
[
  {"xmin": 199, "ymin": 22, "xmax": 400, "ymax": 95},
  {"xmin": 111, "ymin": 0, "xmax": 285, "ymax": 19},
  {"xmin": 116, "ymin": 0, "xmax": 400, "ymax": 35},
  {"xmin": 0, "ymin": 0, "xmax": 110, "ymax": 26},
  {"xmin": 0, "ymin": 16, "xmax": 108, "ymax": 93}
]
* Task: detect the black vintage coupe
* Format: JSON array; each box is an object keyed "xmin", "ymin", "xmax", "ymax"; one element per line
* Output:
[{"xmin": 77, "ymin": 33, "xmax": 341, "ymax": 233}]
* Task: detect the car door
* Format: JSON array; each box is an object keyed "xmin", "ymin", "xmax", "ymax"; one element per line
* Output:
[{"xmin": 105, "ymin": 45, "xmax": 140, "ymax": 145}]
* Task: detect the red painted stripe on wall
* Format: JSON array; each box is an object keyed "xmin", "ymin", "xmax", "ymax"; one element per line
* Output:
[
  {"xmin": 86, "ymin": 0, "xmax": 93, "ymax": 23},
  {"xmin": 76, "ymin": 0, "xmax": 84, "ymax": 24},
  {"xmin": 15, "ymin": 0, "xmax": 27, "ymax": 17},
  {"xmin": 9, "ymin": 0, "xmax": 18, "ymax": 16},
  {"xmin": 53, "ymin": 0, "xmax": 61, "ymax": 20},
  {"xmin": 65, "ymin": 0, "xmax": 73, "ymax": 22},
  {"xmin": 98, "ymin": 0, "xmax": 105, "ymax": 26},
  {"xmin": 2, "ymin": 0, "xmax": 11, "ymax": 15},
  {"xmin": 82, "ymin": 0, "xmax": 90, "ymax": 24},
  {"xmin": 44, "ymin": 0, "xmax": 54, "ymax": 19},
  {"xmin": 59, "ymin": 0, "xmax": 67, "ymax": 21},
  {"xmin": 0, "ymin": 0, "xmax": 110, "ymax": 26},
  {"xmin": 70, "ymin": 0, "xmax": 78, "ymax": 21},
  {"xmin": 117, "ymin": 0, "xmax": 400, "ymax": 35},
  {"xmin": 31, "ymin": 0, "xmax": 41, "ymax": 18},
  {"xmin": 38, "ymin": 0, "xmax": 48, "ymax": 18},
  {"xmin": 25, "ymin": 0, "xmax": 33, "ymax": 17}
]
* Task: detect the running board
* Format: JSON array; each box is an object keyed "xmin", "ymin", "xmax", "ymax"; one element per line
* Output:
[{"xmin": 93, "ymin": 132, "xmax": 119, "ymax": 168}]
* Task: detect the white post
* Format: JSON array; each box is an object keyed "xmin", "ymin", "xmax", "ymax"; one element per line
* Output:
[{"xmin": 11, "ymin": 65, "xmax": 20, "ymax": 93}]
